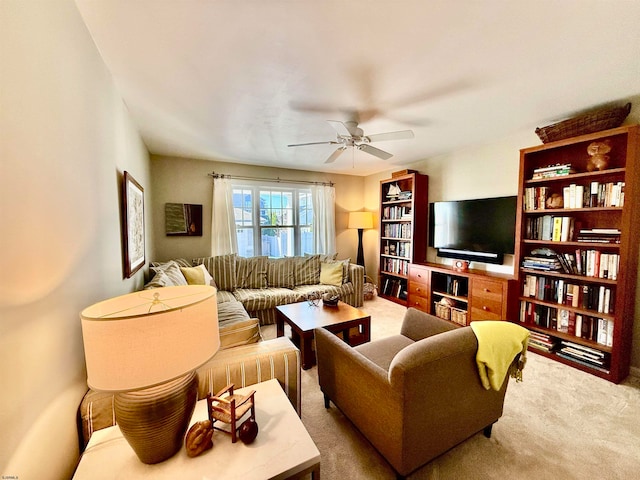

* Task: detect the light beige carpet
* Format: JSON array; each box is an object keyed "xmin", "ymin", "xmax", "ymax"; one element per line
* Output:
[{"xmin": 262, "ymin": 296, "xmax": 640, "ymax": 479}]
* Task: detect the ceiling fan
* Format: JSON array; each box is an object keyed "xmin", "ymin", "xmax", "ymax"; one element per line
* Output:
[{"xmin": 287, "ymin": 120, "xmax": 414, "ymax": 164}]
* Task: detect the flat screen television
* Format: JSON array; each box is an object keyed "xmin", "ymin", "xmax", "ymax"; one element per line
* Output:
[{"xmin": 428, "ymin": 195, "xmax": 517, "ymax": 265}]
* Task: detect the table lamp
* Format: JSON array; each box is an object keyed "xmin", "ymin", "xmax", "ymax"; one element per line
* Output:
[
  {"xmin": 348, "ymin": 211, "xmax": 373, "ymax": 272},
  {"xmin": 80, "ymin": 285, "xmax": 219, "ymax": 464}
]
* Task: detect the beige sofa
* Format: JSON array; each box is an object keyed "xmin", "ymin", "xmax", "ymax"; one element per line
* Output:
[
  {"xmin": 315, "ymin": 308, "xmax": 517, "ymax": 478},
  {"xmin": 148, "ymin": 253, "xmax": 365, "ymax": 325}
]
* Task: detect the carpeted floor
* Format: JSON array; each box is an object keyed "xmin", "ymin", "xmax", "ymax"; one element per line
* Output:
[{"xmin": 262, "ymin": 296, "xmax": 640, "ymax": 479}]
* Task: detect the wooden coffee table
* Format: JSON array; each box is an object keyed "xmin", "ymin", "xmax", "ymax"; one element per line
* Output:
[{"xmin": 276, "ymin": 300, "xmax": 371, "ymax": 369}]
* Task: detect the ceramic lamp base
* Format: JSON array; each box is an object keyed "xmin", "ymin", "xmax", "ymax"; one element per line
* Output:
[{"xmin": 115, "ymin": 371, "xmax": 199, "ymax": 464}]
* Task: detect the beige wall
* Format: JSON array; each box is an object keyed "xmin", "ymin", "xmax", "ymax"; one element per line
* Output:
[
  {"xmin": 1, "ymin": 1, "xmax": 153, "ymax": 478},
  {"xmin": 364, "ymin": 98, "xmax": 640, "ymax": 371},
  {"xmin": 150, "ymin": 155, "xmax": 365, "ymax": 265}
]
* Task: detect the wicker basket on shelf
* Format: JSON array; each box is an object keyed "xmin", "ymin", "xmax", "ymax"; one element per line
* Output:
[
  {"xmin": 434, "ymin": 302, "xmax": 451, "ymax": 320},
  {"xmin": 535, "ymin": 102, "xmax": 631, "ymax": 144},
  {"xmin": 451, "ymin": 307, "xmax": 467, "ymax": 326}
]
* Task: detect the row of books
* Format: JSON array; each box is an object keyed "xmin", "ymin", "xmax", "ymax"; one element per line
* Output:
[
  {"xmin": 528, "ymin": 331, "xmax": 557, "ymax": 353},
  {"xmin": 382, "ymin": 223, "xmax": 412, "ymax": 239},
  {"xmin": 522, "ymin": 275, "xmax": 615, "ymax": 313},
  {"xmin": 531, "ymin": 163, "xmax": 574, "ymax": 179},
  {"xmin": 523, "ymin": 181, "xmax": 625, "ymax": 211},
  {"xmin": 381, "ymin": 258, "xmax": 409, "ymax": 276},
  {"xmin": 524, "ymin": 215, "xmax": 574, "ymax": 241},
  {"xmin": 522, "ymin": 249, "xmax": 620, "ymax": 279},
  {"xmin": 381, "ymin": 278, "xmax": 407, "ymax": 300},
  {"xmin": 520, "ymin": 302, "xmax": 613, "ymax": 346},
  {"xmin": 526, "ymin": 331, "xmax": 610, "ymax": 371},
  {"xmin": 557, "ymin": 341, "xmax": 610, "ymax": 371},
  {"xmin": 382, "ymin": 240, "xmax": 411, "ymax": 258},
  {"xmin": 382, "ymin": 205, "xmax": 412, "ymax": 220},
  {"xmin": 446, "ymin": 277, "xmax": 467, "ymax": 297}
]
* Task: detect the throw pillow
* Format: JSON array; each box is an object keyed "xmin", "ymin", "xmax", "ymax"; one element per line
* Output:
[
  {"xmin": 192, "ymin": 254, "xmax": 237, "ymax": 291},
  {"xmin": 267, "ymin": 257, "xmax": 295, "ymax": 289},
  {"xmin": 143, "ymin": 270, "xmax": 174, "ymax": 289},
  {"xmin": 219, "ymin": 318, "xmax": 262, "ymax": 350},
  {"xmin": 236, "ymin": 256, "xmax": 268, "ymax": 289},
  {"xmin": 149, "ymin": 260, "xmax": 188, "ymax": 286},
  {"xmin": 320, "ymin": 262, "xmax": 343, "ymax": 286},
  {"xmin": 180, "ymin": 266, "xmax": 206, "ymax": 285},
  {"xmin": 295, "ymin": 255, "xmax": 320, "ymax": 285}
]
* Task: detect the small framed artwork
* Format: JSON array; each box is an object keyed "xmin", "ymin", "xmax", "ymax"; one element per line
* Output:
[
  {"xmin": 122, "ymin": 171, "xmax": 145, "ymax": 278},
  {"xmin": 165, "ymin": 203, "xmax": 203, "ymax": 236}
]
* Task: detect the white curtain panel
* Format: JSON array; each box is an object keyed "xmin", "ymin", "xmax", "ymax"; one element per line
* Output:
[
  {"xmin": 211, "ymin": 177, "xmax": 238, "ymax": 255},
  {"xmin": 311, "ymin": 184, "xmax": 336, "ymax": 255}
]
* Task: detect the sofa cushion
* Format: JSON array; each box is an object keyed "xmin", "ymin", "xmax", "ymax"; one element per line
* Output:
[
  {"xmin": 295, "ymin": 255, "xmax": 320, "ymax": 285},
  {"xmin": 193, "ymin": 254, "xmax": 237, "ymax": 291},
  {"xmin": 219, "ymin": 318, "xmax": 262, "ymax": 349},
  {"xmin": 216, "ymin": 290, "xmax": 238, "ymax": 304},
  {"xmin": 267, "ymin": 257, "xmax": 296, "ymax": 289},
  {"xmin": 149, "ymin": 260, "xmax": 188, "ymax": 286},
  {"xmin": 236, "ymin": 256, "xmax": 268, "ymax": 289},
  {"xmin": 233, "ymin": 287, "xmax": 301, "ymax": 311},
  {"xmin": 355, "ymin": 335, "xmax": 415, "ymax": 371},
  {"xmin": 320, "ymin": 261, "xmax": 344, "ymax": 286}
]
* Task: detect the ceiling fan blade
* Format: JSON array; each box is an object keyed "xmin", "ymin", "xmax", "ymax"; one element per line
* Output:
[
  {"xmin": 326, "ymin": 120, "xmax": 355, "ymax": 137},
  {"xmin": 359, "ymin": 144, "xmax": 393, "ymax": 160},
  {"xmin": 288, "ymin": 141, "xmax": 338, "ymax": 147},
  {"xmin": 325, "ymin": 147, "xmax": 346, "ymax": 164},
  {"xmin": 366, "ymin": 130, "xmax": 415, "ymax": 143}
]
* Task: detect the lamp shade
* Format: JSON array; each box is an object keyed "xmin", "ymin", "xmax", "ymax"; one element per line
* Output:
[
  {"xmin": 348, "ymin": 211, "xmax": 373, "ymax": 229},
  {"xmin": 81, "ymin": 285, "xmax": 219, "ymax": 392}
]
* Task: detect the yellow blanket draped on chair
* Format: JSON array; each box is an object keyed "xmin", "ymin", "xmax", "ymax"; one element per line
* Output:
[{"xmin": 470, "ymin": 321, "xmax": 530, "ymax": 391}]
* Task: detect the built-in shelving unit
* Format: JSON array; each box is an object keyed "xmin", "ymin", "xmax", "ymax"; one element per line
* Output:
[
  {"xmin": 514, "ymin": 125, "xmax": 640, "ymax": 383},
  {"xmin": 378, "ymin": 172, "xmax": 428, "ymax": 306},
  {"xmin": 409, "ymin": 263, "xmax": 517, "ymax": 326}
]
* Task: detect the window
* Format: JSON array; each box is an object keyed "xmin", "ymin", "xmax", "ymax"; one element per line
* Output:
[{"xmin": 232, "ymin": 184, "xmax": 313, "ymax": 257}]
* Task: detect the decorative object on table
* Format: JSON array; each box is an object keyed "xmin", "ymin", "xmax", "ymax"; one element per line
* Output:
[
  {"xmin": 348, "ymin": 211, "xmax": 374, "ymax": 273},
  {"xmin": 453, "ymin": 260, "xmax": 469, "ymax": 272},
  {"xmin": 586, "ymin": 140, "xmax": 612, "ymax": 171},
  {"xmin": 322, "ymin": 292, "xmax": 340, "ymax": 307},
  {"xmin": 306, "ymin": 291, "xmax": 321, "ymax": 307},
  {"xmin": 207, "ymin": 384, "xmax": 257, "ymax": 444},
  {"xmin": 80, "ymin": 285, "xmax": 220, "ymax": 464},
  {"xmin": 363, "ymin": 275, "xmax": 377, "ymax": 301},
  {"xmin": 165, "ymin": 203, "xmax": 203, "ymax": 236},
  {"xmin": 185, "ymin": 420, "xmax": 214, "ymax": 457},
  {"xmin": 238, "ymin": 417, "xmax": 259, "ymax": 445},
  {"xmin": 122, "ymin": 171, "xmax": 145, "ymax": 278},
  {"xmin": 535, "ymin": 102, "xmax": 631, "ymax": 143}
]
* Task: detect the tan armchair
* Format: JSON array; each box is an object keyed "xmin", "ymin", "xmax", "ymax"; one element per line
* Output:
[{"xmin": 315, "ymin": 308, "xmax": 514, "ymax": 479}]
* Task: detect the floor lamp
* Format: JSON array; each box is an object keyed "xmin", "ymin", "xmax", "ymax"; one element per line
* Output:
[{"xmin": 348, "ymin": 211, "xmax": 373, "ymax": 274}]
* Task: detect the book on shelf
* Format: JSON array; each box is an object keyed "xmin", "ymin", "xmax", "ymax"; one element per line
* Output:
[{"xmin": 531, "ymin": 164, "xmax": 574, "ymax": 179}]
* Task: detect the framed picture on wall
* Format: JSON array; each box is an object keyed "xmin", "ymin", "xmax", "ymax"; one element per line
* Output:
[
  {"xmin": 165, "ymin": 203, "xmax": 203, "ymax": 236},
  {"xmin": 122, "ymin": 171, "xmax": 145, "ymax": 278}
]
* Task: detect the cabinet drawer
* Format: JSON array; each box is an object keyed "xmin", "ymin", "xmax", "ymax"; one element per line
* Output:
[
  {"xmin": 408, "ymin": 294, "xmax": 429, "ymax": 313},
  {"xmin": 472, "ymin": 278, "xmax": 504, "ymax": 303},
  {"xmin": 408, "ymin": 266, "xmax": 429, "ymax": 285},
  {"xmin": 408, "ymin": 282, "xmax": 428, "ymax": 299},
  {"xmin": 471, "ymin": 278, "xmax": 505, "ymax": 320}
]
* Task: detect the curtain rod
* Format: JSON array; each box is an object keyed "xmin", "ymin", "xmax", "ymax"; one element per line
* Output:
[{"xmin": 209, "ymin": 172, "xmax": 334, "ymax": 187}]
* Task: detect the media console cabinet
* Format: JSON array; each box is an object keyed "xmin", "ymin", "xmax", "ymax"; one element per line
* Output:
[{"xmin": 408, "ymin": 263, "xmax": 518, "ymax": 326}]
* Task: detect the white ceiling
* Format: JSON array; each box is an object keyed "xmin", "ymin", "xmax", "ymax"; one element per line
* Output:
[{"xmin": 75, "ymin": 0, "xmax": 640, "ymax": 176}]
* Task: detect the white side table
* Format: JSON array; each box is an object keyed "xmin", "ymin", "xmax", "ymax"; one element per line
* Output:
[{"xmin": 73, "ymin": 379, "xmax": 320, "ymax": 479}]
